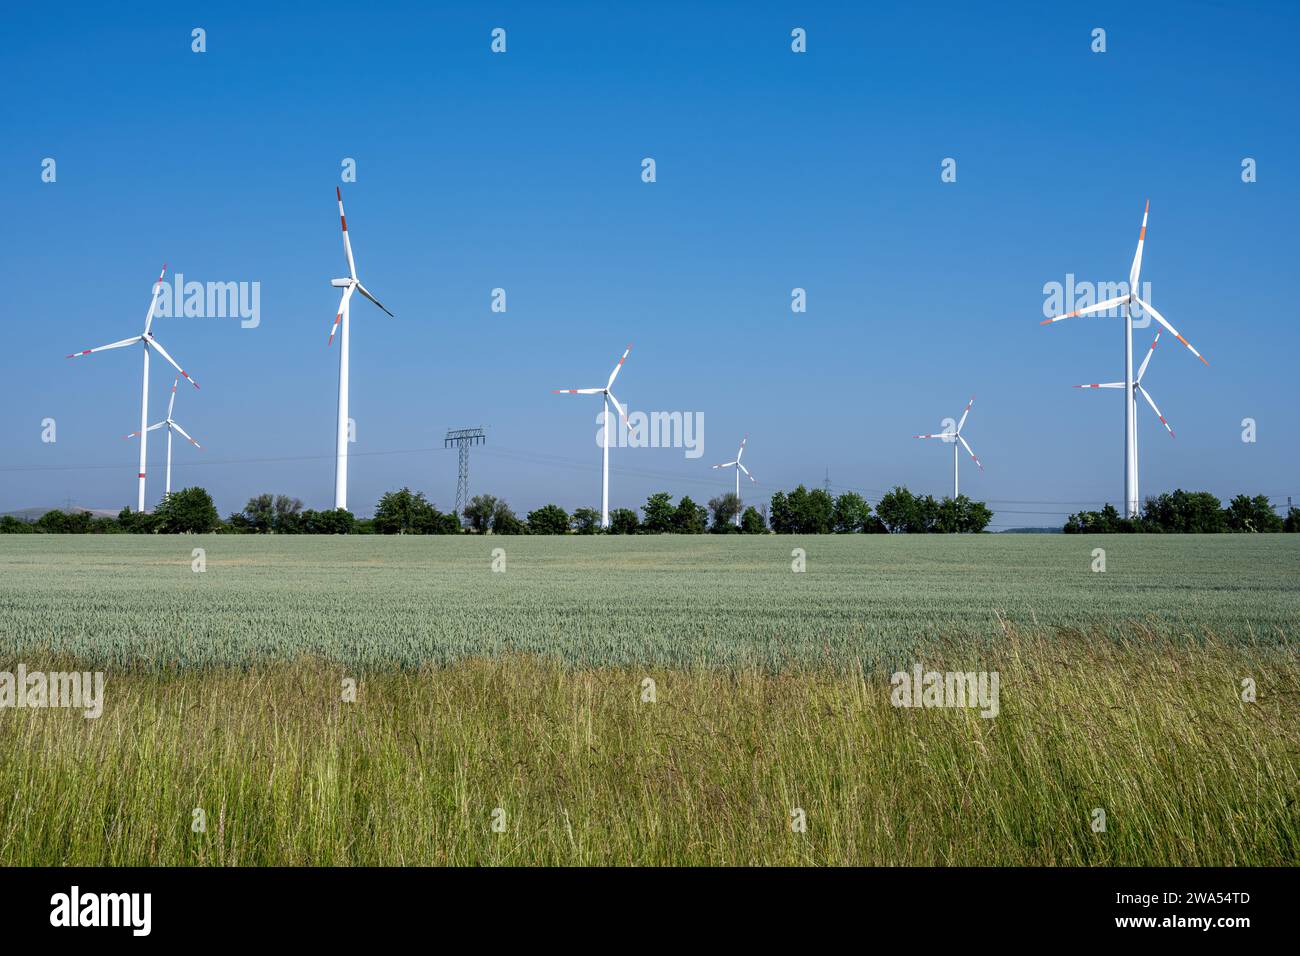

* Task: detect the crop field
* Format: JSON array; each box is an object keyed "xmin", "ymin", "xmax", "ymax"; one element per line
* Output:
[
  {"xmin": 1, "ymin": 534, "xmax": 1296, "ymax": 866},
  {"xmin": 0, "ymin": 534, "xmax": 1297, "ymax": 670}
]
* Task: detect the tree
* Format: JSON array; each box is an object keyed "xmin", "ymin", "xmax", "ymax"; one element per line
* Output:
[
  {"xmin": 769, "ymin": 490, "xmax": 794, "ymax": 534},
  {"xmin": 1224, "ymin": 494, "xmax": 1283, "ymax": 533},
  {"xmin": 608, "ymin": 508, "xmax": 640, "ymax": 534},
  {"xmin": 708, "ymin": 492, "xmax": 742, "ymax": 532},
  {"xmin": 832, "ymin": 492, "xmax": 873, "ymax": 533},
  {"xmin": 1286, "ymin": 507, "xmax": 1300, "ymax": 533},
  {"xmin": 641, "ymin": 492, "xmax": 676, "ymax": 534},
  {"xmin": 672, "ymin": 496, "xmax": 707, "ymax": 534},
  {"xmin": 1142, "ymin": 490, "xmax": 1225, "ymax": 533},
  {"xmin": 771, "ymin": 485, "xmax": 834, "ymax": 534},
  {"xmin": 571, "ymin": 508, "xmax": 602, "ymax": 534},
  {"xmin": 35, "ymin": 510, "xmax": 75, "ymax": 533},
  {"xmin": 491, "ymin": 500, "xmax": 525, "ymax": 535},
  {"xmin": 876, "ymin": 486, "xmax": 941, "ymax": 534},
  {"xmin": 527, "ymin": 504, "xmax": 570, "ymax": 535},
  {"xmin": 305, "ymin": 508, "xmax": 355, "ymax": 534},
  {"xmin": 374, "ymin": 487, "xmax": 437, "ymax": 535},
  {"xmin": 933, "ymin": 495, "xmax": 993, "ymax": 534},
  {"xmin": 802, "ymin": 488, "xmax": 835, "ymax": 534},
  {"xmin": 1064, "ymin": 502, "xmax": 1139, "ymax": 533},
  {"xmin": 960, "ymin": 497, "xmax": 993, "ymax": 533},
  {"xmin": 116, "ymin": 507, "xmax": 158, "ymax": 534},
  {"xmin": 740, "ymin": 506, "xmax": 767, "ymax": 534},
  {"xmin": 153, "ymin": 487, "xmax": 220, "ymax": 533},
  {"xmin": 242, "ymin": 493, "xmax": 276, "ymax": 533},
  {"xmin": 0, "ymin": 516, "xmax": 34, "ymax": 534},
  {"xmin": 462, "ymin": 495, "xmax": 498, "ymax": 534},
  {"xmin": 874, "ymin": 486, "xmax": 913, "ymax": 533}
]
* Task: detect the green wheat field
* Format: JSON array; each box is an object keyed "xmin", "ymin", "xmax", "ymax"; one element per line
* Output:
[{"xmin": 1, "ymin": 534, "xmax": 1297, "ymax": 865}]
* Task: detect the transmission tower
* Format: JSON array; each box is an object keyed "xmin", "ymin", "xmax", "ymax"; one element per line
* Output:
[{"xmin": 444, "ymin": 427, "xmax": 486, "ymax": 518}]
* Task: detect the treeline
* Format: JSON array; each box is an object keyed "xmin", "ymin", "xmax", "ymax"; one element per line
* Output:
[
  {"xmin": 1065, "ymin": 490, "xmax": 1298, "ymax": 533},
  {"xmin": 0, "ymin": 484, "xmax": 998, "ymax": 535}
]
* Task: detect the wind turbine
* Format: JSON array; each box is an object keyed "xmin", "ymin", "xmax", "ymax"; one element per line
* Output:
[
  {"xmin": 1041, "ymin": 201, "xmax": 1207, "ymax": 517},
  {"xmin": 553, "ymin": 345, "xmax": 632, "ymax": 528},
  {"xmin": 712, "ymin": 436, "xmax": 756, "ymax": 526},
  {"xmin": 1074, "ymin": 329, "xmax": 1177, "ymax": 439},
  {"xmin": 66, "ymin": 264, "xmax": 200, "ymax": 512},
  {"xmin": 326, "ymin": 187, "xmax": 393, "ymax": 511},
  {"xmin": 913, "ymin": 396, "xmax": 982, "ymax": 498},
  {"xmin": 125, "ymin": 375, "xmax": 202, "ymax": 498}
]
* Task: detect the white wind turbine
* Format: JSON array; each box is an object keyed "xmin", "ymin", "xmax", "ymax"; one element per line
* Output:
[
  {"xmin": 712, "ymin": 436, "xmax": 756, "ymax": 527},
  {"xmin": 553, "ymin": 345, "xmax": 632, "ymax": 528},
  {"xmin": 326, "ymin": 187, "xmax": 393, "ymax": 511},
  {"xmin": 1074, "ymin": 329, "xmax": 1177, "ymax": 438},
  {"xmin": 125, "ymin": 375, "xmax": 202, "ymax": 497},
  {"xmin": 66, "ymin": 264, "xmax": 200, "ymax": 512},
  {"xmin": 1041, "ymin": 201, "xmax": 1207, "ymax": 518},
  {"xmin": 913, "ymin": 396, "xmax": 982, "ymax": 498}
]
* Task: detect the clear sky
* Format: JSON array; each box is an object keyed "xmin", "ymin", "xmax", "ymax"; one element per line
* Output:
[{"xmin": 3, "ymin": 1, "xmax": 1297, "ymax": 528}]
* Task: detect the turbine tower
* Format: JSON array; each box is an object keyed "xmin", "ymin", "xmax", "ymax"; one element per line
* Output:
[
  {"xmin": 327, "ymin": 187, "xmax": 393, "ymax": 512},
  {"xmin": 67, "ymin": 264, "xmax": 200, "ymax": 512},
  {"xmin": 553, "ymin": 345, "xmax": 632, "ymax": 528},
  {"xmin": 712, "ymin": 436, "xmax": 757, "ymax": 526},
  {"xmin": 914, "ymin": 396, "xmax": 982, "ymax": 498},
  {"xmin": 1041, "ymin": 201, "xmax": 1208, "ymax": 517},
  {"xmin": 125, "ymin": 375, "xmax": 202, "ymax": 497}
]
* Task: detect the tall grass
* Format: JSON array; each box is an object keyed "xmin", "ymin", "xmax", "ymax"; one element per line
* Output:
[{"xmin": 2, "ymin": 629, "xmax": 1295, "ymax": 865}]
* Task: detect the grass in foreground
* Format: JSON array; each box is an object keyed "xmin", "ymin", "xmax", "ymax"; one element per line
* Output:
[{"xmin": 2, "ymin": 629, "xmax": 1295, "ymax": 865}]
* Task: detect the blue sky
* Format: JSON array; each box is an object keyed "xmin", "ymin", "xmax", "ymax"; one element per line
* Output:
[{"xmin": 2, "ymin": 0, "xmax": 1297, "ymax": 528}]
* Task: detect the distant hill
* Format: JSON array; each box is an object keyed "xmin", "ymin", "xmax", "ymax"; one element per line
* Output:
[
  {"xmin": 996, "ymin": 526, "xmax": 1063, "ymax": 534},
  {"xmin": 2, "ymin": 506, "xmax": 121, "ymax": 522}
]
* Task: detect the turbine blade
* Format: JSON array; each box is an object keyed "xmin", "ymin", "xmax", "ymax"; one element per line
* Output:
[
  {"xmin": 1137, "ymin": 384, "xmax": 1175, "ymax": 438},
  {"xmin": 1132, "ymin": 296, "xmax": 1208, "ymax": 366},
  {"xmin": 145, "ymin": 336, "xmax": 199, "ymax": 389},
  {"xmin": 327, "ymin": 284, "xmax": 355, "ymax": 346},
  {"xmin": 143, "ymin": 263, "xmax": 168, "ymax": 336},
  {"xmin": 913, "ymin": 433, "xmax": 953, "ymax": 440},
  {"xmin": 737, "ymin": 436, "xmax": 747, "ymax": 461},
  {"xmin": 1040, "ymin": 294, "xmax": 1130, "ymax": 325},
  {"xmin": 606, "ymin": 344, "xmax": 632, "ymax": 389},
  {"xmin": 738, "ymin": 462, "xmax": 755, "ymax": 482},
  {"xmin": 606, "ymin": 389, "xmax": 629, "ymax": 426},
  {"xmin": 712, "ymin": 461, "xmax": 738, "ymax": 469},
  {"xmin": 356, "ymin": 282, "xmax": 394, "ymax": 317},
  {"xmin": 67, "ymin": 336, "xmax": 143, "ymax": 359},
  {"xmin": 956, "ymin": 395, "xmax": 974, "ymax": 433},
  {"xmin": 167, "ymin": 375, "xmax": 179, "ymax": 419},
  {"xmin": 958, "ymin": 434, "xmax": 983, "ymax": 470},
  {"xmin": 1129, "ymin": 199, "xmax": 1149, "ymax": 292},
  {"xmin": 1135, "ymin": 330, "xmax": 1163, "ymax": 384},
  {"xmin": 1073, "ymin": 383, "xmax": 1125, "ymax": 389},
  {"xmin": 171, "ymin": 421, "xmax": 201, "ymax": 447},
  {"xmin": 337, "ymin": 187, "xmax": 357, "ymax": 279},
  {"xmin": 553, "ymin": 388, "xmax": 603, "ymax": 394}
]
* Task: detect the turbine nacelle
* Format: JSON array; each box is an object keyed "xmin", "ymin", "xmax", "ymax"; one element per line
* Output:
[{"xmin": 330, "ymin": 278, "xmax": 353, "ymax": 288}]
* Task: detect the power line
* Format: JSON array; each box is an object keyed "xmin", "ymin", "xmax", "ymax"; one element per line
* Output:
[{"xmin": 3, "ymin": 445, "xmax": 1292, "ymax": 510}]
